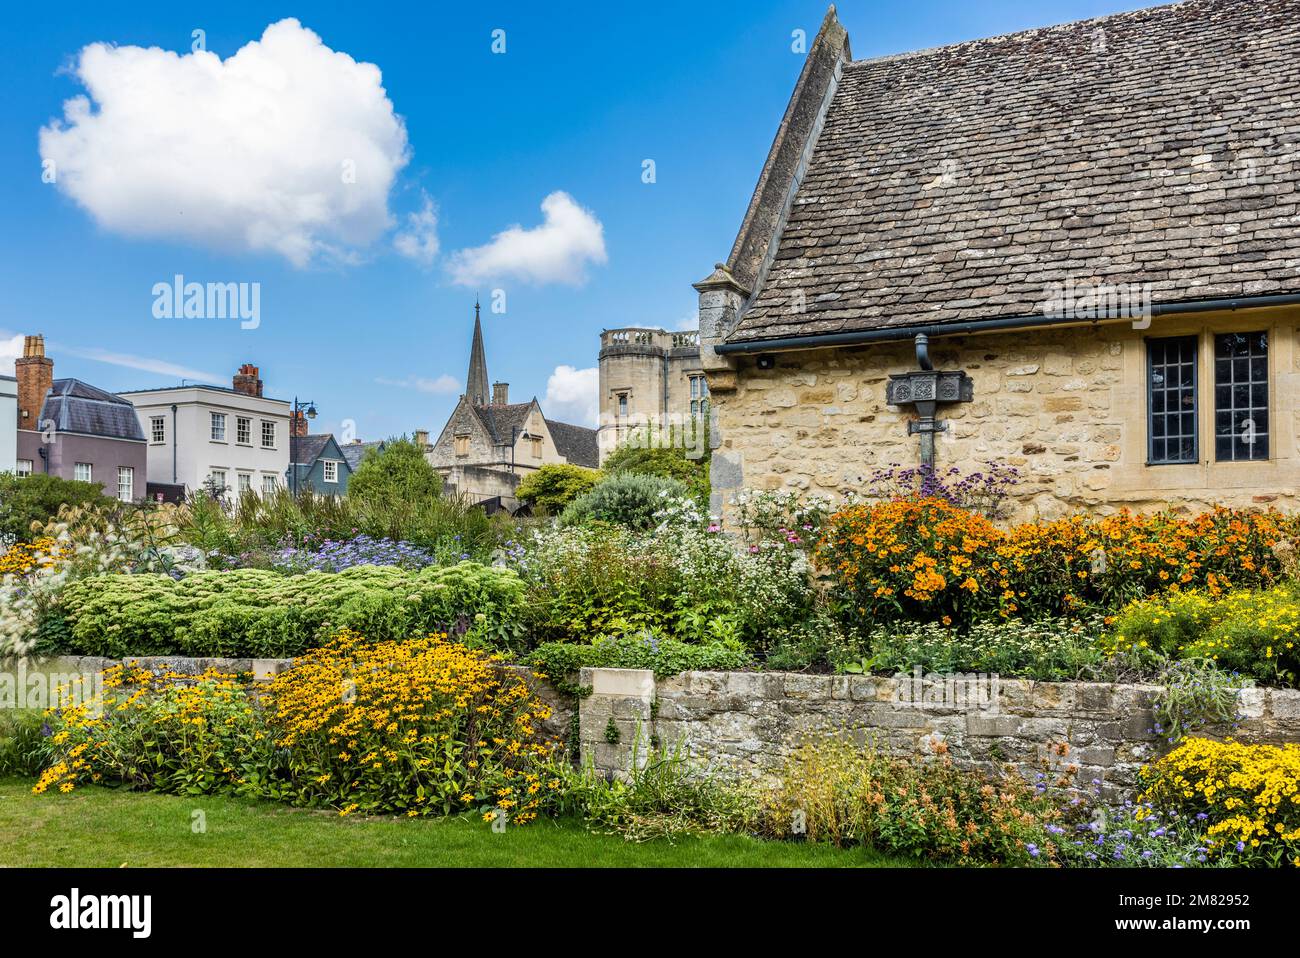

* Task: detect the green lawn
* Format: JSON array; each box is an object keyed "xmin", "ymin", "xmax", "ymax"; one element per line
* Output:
[{"xmin": 0, "ymin": 779, "xmax": 912, "ymax": 868}]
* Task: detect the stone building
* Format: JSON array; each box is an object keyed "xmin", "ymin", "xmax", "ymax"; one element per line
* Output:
[
  {"xmin": 697, "ymin": 0, "xmax": 1300, "ymax": 522},
  {"xmin": 596, "ymin": 327, "xmax": 709, "ymax": 461},
  {"xmin": 427, "ymin": 305, "xmax": 599, "ymax": 511}
]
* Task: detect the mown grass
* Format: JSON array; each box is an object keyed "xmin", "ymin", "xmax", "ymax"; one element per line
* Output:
[{"xmin": 0, "ymin": 779, "xmax": 915, "ymax": 868}]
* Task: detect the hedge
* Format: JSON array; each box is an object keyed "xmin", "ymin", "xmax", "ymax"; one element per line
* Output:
[{"xmin": 53, "ymin": 563, "xmax": 528, "ymax": 659}]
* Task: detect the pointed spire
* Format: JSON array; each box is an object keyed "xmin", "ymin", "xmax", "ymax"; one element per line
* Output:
[{"xmin": 465, "ymin": 300, "xmax": 489, "ymax": 407}]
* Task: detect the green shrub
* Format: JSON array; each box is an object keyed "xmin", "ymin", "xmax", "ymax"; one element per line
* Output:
[
  {"xmin": 515, "ymin": 464, "xmax": 602, "ymax": 515},
  {"xmin": 545, "ymin": 740, "xmax": 756, "ymax": 842},
  {"xmin": 560, "ymin": 473, "xmax": 689, "ymax": 531},
  {"xmin": 602, "ymin": 438, "xmax": 709, "ymax": 504},
  {"xmin": 754, "ymin": 733, "xmax": 1055, "ymax": 865},
  {"xmin": 56, "ymin": 562, "xmax": 529, "ymax": 658},
  {"xmin": 0, "ymin": 473, "xmax": 113, "ymax": 543},
  {"xmin": 529, "ymin": 633, "xmax": 752, "ymax": 684},
  {"xmin": 865, "ymin": 616, "xmax": 1106, "ymax": 680},
  {"xmin": 346, "ymin": 436, "xmax": 442, "ymax": 505},
  {"xmin": 1105, "ymin": 585, "xmax": 1300, "ymax": 685},
  {"xmin": 0, "ymin": 710, "xmax": 49, "ymax": 778}
]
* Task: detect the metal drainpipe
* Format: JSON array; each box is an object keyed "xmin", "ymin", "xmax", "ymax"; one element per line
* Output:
[{"xmin": 170, "ymin": 404, "xmax": 178, "ymax": 484}]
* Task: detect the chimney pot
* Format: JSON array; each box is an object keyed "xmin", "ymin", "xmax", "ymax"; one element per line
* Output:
[
  {"xmin": 290, "ymin": 409, "xmax": 309, "ymax": 438},
  {"xmin": 232, "ymin": 363, "xmax": 263, "ymax": 397}
]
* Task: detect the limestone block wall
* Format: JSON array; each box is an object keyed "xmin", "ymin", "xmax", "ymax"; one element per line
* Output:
[
  {"xmin": 707, "ymin": 307, "xmax": 1300, "ymax": 522},
  {"xmin": 578, "ymin": 667, "xmax": 1300, "ymax": 798}
]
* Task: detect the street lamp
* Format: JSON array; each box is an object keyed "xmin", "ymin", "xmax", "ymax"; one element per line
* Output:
[{"xmin": 291, "ymin": 397, "xmax": 318, "ymax": 495}]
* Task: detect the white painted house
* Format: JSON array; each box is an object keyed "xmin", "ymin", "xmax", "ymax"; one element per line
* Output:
[
  {"xmin": 121, "ymin": 365, "xmax": 290, "ymax": 498},
  {"xmin": 0, "ymin": 375, "xmax": 16, "ymax": 475}
]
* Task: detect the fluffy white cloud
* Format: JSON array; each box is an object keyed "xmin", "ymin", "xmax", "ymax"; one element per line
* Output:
[
  {"xmin": 448, "ymin": 191, "xmax": 607, "ymax": 287},
  {"xmin": 544, "ymin": 364, "xmax": 599, "ymax": 426},
  {"xmin": 39, "ymin": 19, "xmax": 410, "ymax": 267},
  {"xmin": 376, "ymin": 373, "xmax": 460, "ymax": 395},
  {"xmin": 393, "ymin": 191, "xmax": 440, "ymax": 266},
  {"xmin": 0, "ymin": 334, "xmax": 22, "ymax": 374}
]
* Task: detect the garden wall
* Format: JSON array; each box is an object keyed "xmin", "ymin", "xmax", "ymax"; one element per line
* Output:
[{"xmin": 577, "ymin": 667, "xmax": 1300, "ymax": 798}]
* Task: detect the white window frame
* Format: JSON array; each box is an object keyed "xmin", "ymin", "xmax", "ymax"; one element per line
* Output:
[
  {"xmin": 74, "ymin": 462, "xmax": 93, "ymax": 483},
  {"xmin": 208, "ymin": 468, "xmax": 227, "ymax": 492},
  {"xmin": 16, "ymin": 459, "xmax": 33, "ymax": 477},
  {"xmin": 237, "ymin": 472, "xmax": 252, "ymax": 494},
  {"xmin": 261, "ymin": 474, "xmax": 278, "ymax": 495},
  {"xmin": 261, "ymin": 420, "xmax": 276, "ymax": 449},
  {"xmin": 116, "ymin": 466, "xmax": 134, "ymax": 502},
  {"xmin": 210, "ymin": 412, "xmax": 227, "ymax": 442},
  {"xmin": 236, "ymin": 416, "xmax": 252, "ymax": 446},
  {"xmin": 150, "ymin": 416, "xmax": 165, "ymax": 444},
  {"xmin": 323, "ymin": 460, "xmax": 339, "ymax": 483}
]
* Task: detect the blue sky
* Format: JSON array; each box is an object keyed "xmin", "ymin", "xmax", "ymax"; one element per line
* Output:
[{"xmin": 0, "ymin": 0, "xmax": 1148, "ymax": 441}]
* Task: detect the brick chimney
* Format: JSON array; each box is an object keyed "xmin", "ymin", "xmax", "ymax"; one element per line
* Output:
[
  {"xmin": 491, "ymin": 382, "xmax": 509, "ymax": 405},
  {"xmin": 15, "ymin": 335, "xmax": 53, "ymax": 429},
  {"xmin": 413, "ymin": 429, "xmax": 430, "ymax": 450},
  {"xmin": 232, "ymin": 364, "xmax": 262, "ymax": 397},
  {"xmin": 290, "ymin": 409, "xmax": 309, "ymax": 438}
]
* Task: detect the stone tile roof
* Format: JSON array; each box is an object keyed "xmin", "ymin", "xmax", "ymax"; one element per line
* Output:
[
  {"xmin": 473, "ymin": 402, "xmax": 535, "ymax": 445},
  {"xmin": 545, "ymin": 418, "xmax": 600, "ymax": 468},
  {"xmin": 41, "ymin": 379, "xmax": 146, "ymax": 442},
  {"xmin": 729, "ymin": 0, "xmax": 1300, "ymax": 344}
]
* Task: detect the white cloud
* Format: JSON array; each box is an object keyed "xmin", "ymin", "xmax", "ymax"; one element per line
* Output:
[
  {"xmin": 544, "ymin": 364, "xmax": 599, "ymax": 426},
  {"xmin": 39, "ymin": 19, "xmax": 410, "ymax": 267},
  {"xmin": 63, "ymin": 346, "xmax": 221, "ymax": 383},
  {"xmin": 376, "ymin": 373, "xmax": 460, "ymax": 395},
  {"xmin": 675, "ymin": 313, "xmax": 699, "ymax": 331},
  {"xmin": 0, "ymin": 331, "xmax": 218, "ymax": 382},
  {"xmin": 393, "ymin": 191, "xmax": 440, "ymax": 266},
  {"xmin": 0, "ymin": 334, "xmax": 22, "ymax": 374},
  {"xmin": 448, "ymin": 191, "xmax": 607, "ymax": 287}
]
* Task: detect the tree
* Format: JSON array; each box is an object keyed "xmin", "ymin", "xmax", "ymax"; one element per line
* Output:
[
  {"xmin": 515, "ymin": 464, "xmax": 601, "ymax": 515},
  {"xmin": 0, "ymin": 473, "xmax": 113, "ymax": 543},
  {"xmin": 346, "ymin": 437, "xmax": 442, "ymax": 504}
]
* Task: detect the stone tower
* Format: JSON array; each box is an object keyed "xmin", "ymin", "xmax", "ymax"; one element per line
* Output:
[{"xmin": 596, "ymin": 326, "xmax": 707, "ymax": 462}]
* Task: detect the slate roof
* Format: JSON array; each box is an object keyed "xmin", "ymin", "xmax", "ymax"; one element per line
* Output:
[
  {"xmin": 40, "ymin": 379, "xmax": 146, "ymax": 441},
  {"xmin": 545, "ymin": 418, "xmax": 600, "ymax": 468},
  {"xmin": 289, "ymin": 434, "xmax": 334, "ymax": 465},
  {"xmin": 341, "ymin": 440, "xmax": 384, "ymax": 471},
  {"xmin": 729, "ymin": 0, "xmax": 1300, "ymax": 344}
]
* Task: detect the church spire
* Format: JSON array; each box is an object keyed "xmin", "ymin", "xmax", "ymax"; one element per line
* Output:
[{"xmin": 465, "ymin": 298, "xmax": 489, "ymax": 407}]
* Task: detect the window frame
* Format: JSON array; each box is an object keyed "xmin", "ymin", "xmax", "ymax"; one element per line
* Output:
[
  {"xmin": 260, "ymin": 420, "xmax": 276, "ymax": 449},
  {"xmin": 1145, "ymin": 335, "xmax": 1200, "ymax": 466},
  {"xmin": 210, "ymin": 412, "xmax": 227, "ymax": 442},
  {"xmin": 150, "ymin": 416, "xmax": 166, "ymax": 444},
  {"xmin": 74, "ymin": 462, "xmax": 93, "ymax": 483},
  {"xmin": 116, "ymin": 466, "xmax": 134, "ymax": 502},
  {"xmin": 1212, "ymin": 330, "xmax": 1269, "ymax": 463},
  {"xmin": 236, "ymin": 416, "xmax": 252, "ymax": 446},
  {"xmin": 323, "ymin": 460, "xmax": 339, "ymax": 483},
  {"xmin": 16, "ymin": 459, "xmax": 33, "ymax": 478}
]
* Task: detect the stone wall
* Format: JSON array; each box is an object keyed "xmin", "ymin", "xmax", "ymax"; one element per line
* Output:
[
  {"xmin": 578, "ymin": 667, "xmax": 1300, "ymax": 798},
  {"xmin": 706, "ymin": 307, "xmax": 1300, "ymax": 522}
]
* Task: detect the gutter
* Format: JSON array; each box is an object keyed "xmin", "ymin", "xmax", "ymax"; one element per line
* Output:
[{"xmin": 714, "ymin": 292, "xmax": 1300, "ymax": 356}]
